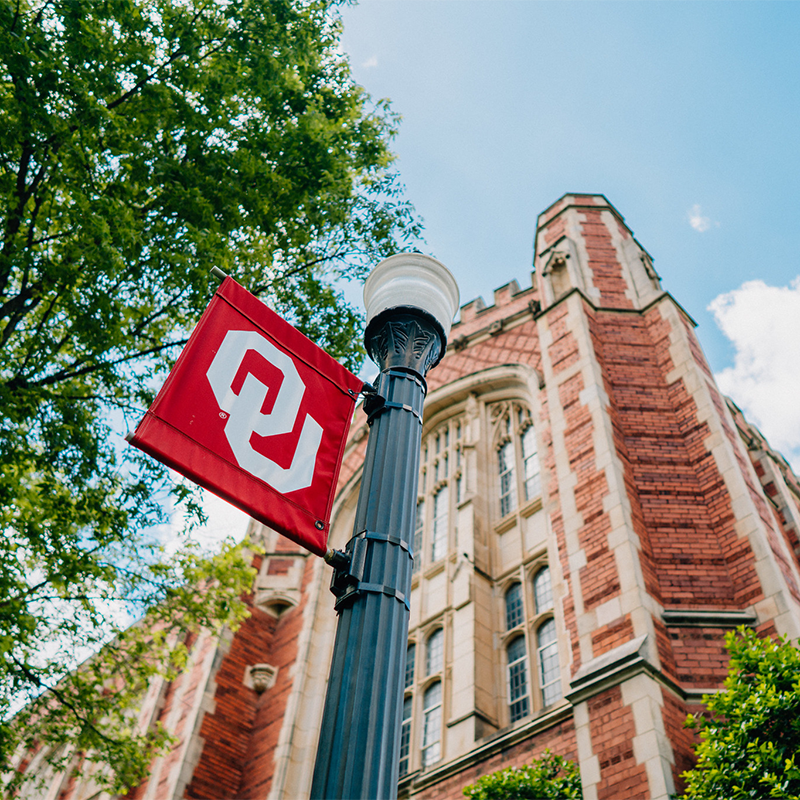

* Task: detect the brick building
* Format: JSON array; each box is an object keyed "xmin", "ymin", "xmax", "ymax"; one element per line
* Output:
[{"xmin": 27, "ymin": 194, "xmax": 800, "ymax": 800}]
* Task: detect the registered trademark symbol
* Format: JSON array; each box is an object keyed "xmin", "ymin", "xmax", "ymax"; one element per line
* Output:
[{"xmin": 219, "ymin": 411, "xmax": 228, "ymax": 419}]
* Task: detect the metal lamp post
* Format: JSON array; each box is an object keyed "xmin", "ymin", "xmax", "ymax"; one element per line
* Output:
[{"xmin": 310, "ymin": 254, "xmax": 459, "ymax": 800}]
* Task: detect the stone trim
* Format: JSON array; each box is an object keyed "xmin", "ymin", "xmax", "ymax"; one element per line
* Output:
[
  {"xmin": 565, "ymin": 631, "xmax": 729, "ymax": 707},
  {"xmin": 661, "ymin": 609, "xmax": 757, "ymax": 628},
  {"xmin": 567, "ymin": 635, "xmax": 650, "ymax": 706},
  {"xmin": 533, "ymin": 284, "xmax": 697, "ymax": 328},
  {"xmin": 446, "ymin": 708, "xmax": 497, "ymax": 729}
]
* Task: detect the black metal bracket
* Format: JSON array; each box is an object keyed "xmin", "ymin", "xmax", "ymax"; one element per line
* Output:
[
  {"xmin": 325, "ymin": 532, "xmax": 412, "ymax": 613},
  {"xmin": 360, "ymin": 379, "xmax": 422, "ymax": 427},
  {"xmin": 360, "ymin": 382, "xmax": 386, "ymax": 425},
  {"xmin": 326, "ymin": 539, "xmax": 368, "ymax": 612}
]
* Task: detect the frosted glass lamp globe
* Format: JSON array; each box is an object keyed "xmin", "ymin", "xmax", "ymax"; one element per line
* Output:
[{"xmin": 363, "ymin": 253, "xmax": 460, "ymax": 344}]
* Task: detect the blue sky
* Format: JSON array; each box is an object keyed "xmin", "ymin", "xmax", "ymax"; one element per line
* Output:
[
  {"xmin": 198, "ymin": 0, "xmax": 800, "ymax": 546},
  {"xmin": 338, "ymin": 0, "xmax": 800, "ymax": 468}
]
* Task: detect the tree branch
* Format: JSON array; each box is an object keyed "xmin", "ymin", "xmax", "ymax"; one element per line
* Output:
[{"xmin": 30, "ymin": 339, "xmax": 188, "ymax": 389}]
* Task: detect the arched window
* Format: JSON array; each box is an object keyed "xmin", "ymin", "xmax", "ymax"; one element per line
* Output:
[
  {"xmin": 498, "ymin": 439, "xmax": 516, "ymax": 516},
  {"xmin": 422, "ymin": 682, "xmax": 442, "ymax": 767},
  {"xmin": 405, "ymin": 643, "xmax": 416, "ymax": 689},
  {"xmin": 492, "ymin": 402, "xmax": 542, "ymax": 519},
  {"xmin": 431, "ymin": 486, "xmax": 448, "ymax": 561},
  {"xmin": 507, "ymin": 636, "xmax": 530, "ymax": 723},
  {"xmin": 533, "ymin": 566, "xmax": 553, "ymax": 613},
  {"xmin": 537, "ymin": 618, "xmax": 561, "ymax": 706},
  {"xmin": 399, "ymin": 695, "xmax": 412, "ymax": 777},
  {"xmin": 505, "ymin": 583, "xmax": 524, "ymax": 630},
  {"xmin": 426, "ymin": 628, "xmax": 444, "ymax": 676},
  {"xmin": 413, "ymin": 500, "xmax": 424, "ymax": 574},
  {"xmin": 521, "ymin": 424, "xmax": 541, "ymax": 501}
]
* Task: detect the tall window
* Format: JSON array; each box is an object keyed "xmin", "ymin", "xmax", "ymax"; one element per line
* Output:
[
  {"xmin": 507, "ymin": 636, "xmax": 530, "ymax": 722},
  {"xmin": 426, "ymin": 628, "xmax": 444, "ymax": 676},
  {"xmin": 405, "ymin": 643, "xmax": 416, "ymax": 689},
  {"xmin": 417, "ymin": 418, "xmax": 463, "ymax": 572},
  {"xmin": 505, "ymin": 583, "xmax": 524, "ymax": 630},
  {"xmin": 399, "ymin": 695, "xmax": 412, "ymax": 777},
  {"xmin": 413, "ymin": 501, "xmax": 425, "ymax": 574},
  {"xmin": 533, "ymin": 566, "xmax": 553, "ymax": 613},
  {"xmin": 498, "ymin": 440, "xmax": 516, "ymax": 516},
  {"xmin": 422, "ymin": 682, "xmax": 442, "ymax": 767},
  {"xmin": 431, "ymin": 486, "xmax": 448, "ymax": 562},
  {"xmin": 521, "ymin": 425, "xmax": 541, "ymax": 501},
  {"xmin": 537, "ymin": 618, "xmax": 562, "ymax": 706},
  {"xmin": 492, "ymin": 402, "xmax": 542, "ymax": 520}
]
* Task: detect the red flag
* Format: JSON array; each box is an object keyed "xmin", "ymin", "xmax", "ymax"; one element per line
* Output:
[{"xmin": 127, "ymin": 277, "xmax": 362, "ymax": 556}]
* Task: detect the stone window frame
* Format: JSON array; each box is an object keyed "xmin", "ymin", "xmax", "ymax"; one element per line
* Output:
[
  {"xmin": 416, "ymin": 415, "xmax": 465, "ymax": 571},
  {"xmin": 506, "ymin": 634, "xmax": 530, "ymax": 723},
  {"xmin": 504, "ymin": 582, "xmax": 524, "ymax": 630},
  {"xmin": 421, "ymin": 680, "xmax": 443, "ymax": 768},
  {"xmin": 527, "ymin": 560, "xmax": 562, "ymax": 710},
  {"xmin": 402, "ymin": 620, "xmax": 447, "ymax": 776},
  {"xmin": 533, "ymin": 564, "xmax": 554, "ymax": 614},
  {"xmin": 399, "ymin": 693, "xmax": 413, "ymax": 777},
  {"xmin": 491, "ymin": 401, "xmax": 542, "ymax": 523},
  {"xmin": 496, "ymin": 558, "xmax": 563, "ymax": 727},
  {"xmin": 399, "ymin": 638, "xmax": 416, "ymax": 780},
  {"xmin": 535, "ymin": 616, "xmax": 562, "ymax": 707},
  {"xmin": 413, "ymin": 499, "xmax": 425, "ymax": 574},
  {"xmin": 425, "ymin": 627, "xmax": 445, "ymax": 677},
  {"xmin": 405, "ymin": 641, "xmax": 417, "ymax": 690}
]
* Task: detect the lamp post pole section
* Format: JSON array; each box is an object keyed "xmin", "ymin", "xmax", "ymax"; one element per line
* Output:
[{"xmin": 310, "ymin": 254, "xmax": 459, "ymax": 800}]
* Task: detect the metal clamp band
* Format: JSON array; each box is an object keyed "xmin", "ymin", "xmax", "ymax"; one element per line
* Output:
[
  {"xmin": 385, "ymin": 368, "xmax": 427, "ymax": 391},
  {"xmin": 354, "ymin": 529, "xmax": 412, "ymax": 553},
  {"xmin": 356, "ymin": 582, "xmax": 410, "ymax": 610},
  {"xmin": 364, "ymin": 396, "xmax": 423, "ymax": 426},
  {"xmin": 381, "ymin": 400, "xmax": 422, "ymax": 421}
]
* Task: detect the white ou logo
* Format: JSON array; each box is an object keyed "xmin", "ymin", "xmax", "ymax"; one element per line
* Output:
[{"xmin": 206, "ymin": 330, "xmax": 322, "ymax": 494}]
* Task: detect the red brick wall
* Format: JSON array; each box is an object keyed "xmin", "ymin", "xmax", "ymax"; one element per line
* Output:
[
  {"xmin": 577, "ymin": 208, "xmax": 633, "ymax": 309},
  {"xmin": 668, "ymin": 626, "xmax": 731, "ymax": 689},
  {"xmin": 430, "ymin": 318, "xmax": 542, "ymax": 392},
  {"xmin": 592, "ymin": 615, "xmax": 635, "ymax": 657},
  {"xmin": 235, "ymin": 554, "xmax": 315, "ymax": 798},
  {"xmin": 588, "ymin": 686, "xmax": 649, "ymax": 799},
  {"xmin": 660, "ymin": 690, "xmax": 700, "ymax": 796},
  {"xmin": 590, "ymin": 303, "xmax": 761, "ymax": 609},
  {"xmin": 181, "ymin": 551, "xmax": 314, "ymax": 800}
]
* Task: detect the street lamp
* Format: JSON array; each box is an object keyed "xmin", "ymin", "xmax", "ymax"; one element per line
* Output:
[{"xmin": 311, "ymin": 254, "xmax": 459, "ymax": 800}]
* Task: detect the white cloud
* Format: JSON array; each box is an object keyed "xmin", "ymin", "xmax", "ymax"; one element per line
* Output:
[
  {"xmin": 362, "ymin": 55, "xmax": 378, "ymax": 69},
  {"xmin": 710, "ymin": 277, "xmax": 800, "ymax": 472},
  {"xmin": 688, "ymin": 203, "xmax": 712, "ymax": 233}
]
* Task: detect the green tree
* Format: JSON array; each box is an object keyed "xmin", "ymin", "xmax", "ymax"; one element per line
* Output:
[
  {"xmin": 681, "ymin": 627, "xmax": 800, "ymax": 800},
  {"xmin": 0, "ymin": 0, "xmax": 420, "ymax": 791},
  {"xmin": 463, "ymin": 750, "xmax": 583, "ymax": 800}
]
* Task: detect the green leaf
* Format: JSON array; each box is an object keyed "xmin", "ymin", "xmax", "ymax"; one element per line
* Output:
[{"xmin": 0, "ymin": 0, "xmax": 422, "ymax": 791}]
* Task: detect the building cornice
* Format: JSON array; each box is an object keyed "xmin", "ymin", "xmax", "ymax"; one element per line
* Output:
[{"xmin": 532, "ymin": 286, "xmax": 698, "ymax": 328}]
